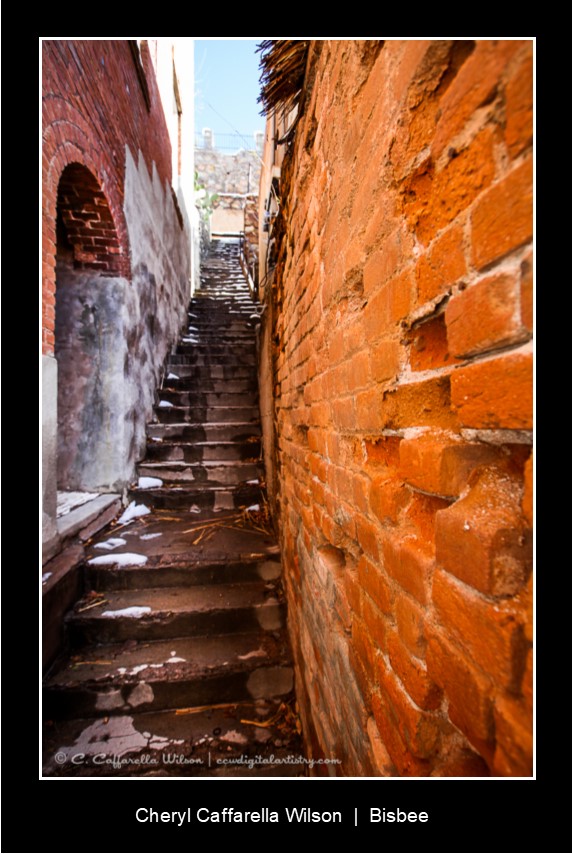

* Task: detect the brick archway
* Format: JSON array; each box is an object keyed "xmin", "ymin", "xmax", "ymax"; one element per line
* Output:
[{"xmin": 57, "ymin": 163, "xmax": 129, "ymax": 278}]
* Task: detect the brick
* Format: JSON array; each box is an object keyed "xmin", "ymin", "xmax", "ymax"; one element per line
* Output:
[
  {"xmin": 369, "ymin": 475, "xmax": 410, "ymax": 526},
  {"xmin": 352, "ymin": 616, "xmax": 377, "ymax": 696},
  {"xmin": 370, "ymin": 339, "xmax": 401, "ymax": 382},
  {"xmin": 450, "ymin": 349, "xmax": 532, "ymax": 429},
  {"xmin": 363, "ymin": 232, "xmax": 401, "ymax": 295},
  {"xmin": 432, "ymin": 40, "xmax": 522, "ymax": 158},
  {"xmin": 520, "ymin": 251, "xmax": 533, "ymax": 333},
  {"xmin": 377, "ymin": 656, "xmax": 440, "ymax": 759},
  {"xmin": 505, "ymin": 52, "xmax": 533, "ymax": 158},
  {"xmin": 522, "ymin": 453, "xmax": 533, "ymax": 527},
  {"xmin": 435, "ymin": 464, "xmax": 532, "ymax": 596},
  {"xmin": 358, "ymin": 554, "xmax": 393, "ymax": 614},
  {"xmin": 387, "ymin": 630, "xmax": 442, "ymax": 710},
  {"xmin": 427, "ymin": 631, "xmax": 494, "ymax": 748},
  {"xmin": 363, "ymin": 269, "xmax": 413, "ymax": 336},
  {"xmin": 492, "ymin": 695, "xmax": 533, "ymax": 776},
  {"xmin": 409, "ymin": 314, "xmax": 451, "ymax": 371},
  {"xmin": 355, "ymin": 388, "xmax": 384, "ymax": 432},
  {"xmin": 471, "ymin": 159, "xmax": 533, "ymax": 270},
  {"xmin": 366, "ymin": 716, "xmax": 395, "ymax": 776},
  {"xmin": 399, "ymin": 431, "xmax": 500, "ymax": 497},
  {"xmin": 404, "ymin": 128, "xmax": 496, "ymax": 245},
  {"xmin": 362, "ymin": 593, "xmax": 389, "ymax": 654},
  {"xmin": 382, "ymin": 535, "xmax": 434, "ymax": 604},
  {"xmin": 432, "ymin": 567, "xmax": 527, "ymax": 691},
  {"xmin": 364, "ymin": 435, "xmax": 401, "ymax": 468},
  {"xmin": 395, "ymin": 591, "xmax": 426, "ymax": 657},
  {"xmin": 346, "ymin": 350, "xmax": 371, "ymax": 391},
  {"xmin": 381, "ymin": 375, "xmax": 457, "ymax": 430},
  {"xmin": 332, "ymin": 397, "xmax": 356, "ymax": 430},
  {"xmin": 371, "ymin": 691, "xmax": 432, "ymax": 776},
  {"xmin": 355, "ymin": 516, "xmax": 380, "ymax": 560},
  {"xmin": 446, "ymin": 273, "xmax": 524, "ymax": 357}
]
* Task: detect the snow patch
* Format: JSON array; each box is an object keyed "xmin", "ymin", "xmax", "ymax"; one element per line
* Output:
[
  {"xmin": 167, "ymin": 656, "xmax": 186, "ymax": 663},
  {"xmin": 88, "ymin": 553, "xmax": 149, "ymax": 567},
  {"xmin": 137, "ymin": 476, "xmax": 163, "ymax": 489},
  {"xmin": 167, "ymin": 372, "xmax": 179, "ymax": 380},
  {"xmin": 246, "ymin": 479, "xmax": 260, "ymax": 485},
  {"xmin": 118, "ymin": 502, "xmax": 151, "ymax": 524},
  {"xmin": 246, "ymin": 504, "xmax": 260, "ymax": 512},
  {"xmin": 101, "ymin": 606, "xmax": 152, "ymax": 618},
  {"xmin": 42, "ymin": 572, "xmax": 52, "ymax": 584},
  {"xmin": 93, "ymin": 537, "xmax": 127, "ymax": 551},
  {"xmin": 158, "ymin": 400, "xmax": 174, "ymax": 408},
  {"xmin": 140, "ymin": 532, "xmax": 162, "ymax": 541},
  {"xmin": 190, "ymin": 505, "xmax": 202, "ymax": 514}
]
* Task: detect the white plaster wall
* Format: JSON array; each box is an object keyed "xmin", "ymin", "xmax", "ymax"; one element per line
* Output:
[
  {"xmin": 42, "ymin": 355, "xmax": 59, "ymax": 559},
  {"xmin": 123, "ymin": 145, "xmax": 192, "ymax": 476}
]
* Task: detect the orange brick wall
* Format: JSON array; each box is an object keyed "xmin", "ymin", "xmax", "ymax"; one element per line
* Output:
[{"xmin": 266, "ymin": 39, "xmax": 533, "ymax": 776}]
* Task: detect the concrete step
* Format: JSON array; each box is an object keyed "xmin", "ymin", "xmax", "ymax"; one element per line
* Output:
[
  {"xmin": 65, "ymin": 582, "xmax": 286, "ymax": 645},
  {"xmin": 44, "ymin": 631, "xmax": 293, "ymax": 720},
  {"xmin": 154, "ymin": 405, "xmax": 260, "ymax": 424},
  {"xmin": 145, "ymin": 440, "xmax": 261, "ymax": 463},
  {"xmin": 164, "ymin": 365, "xmax": 255, "ymax": 380},
  {"xmin": 127, "ymin": 483, "xmax": 264, "ymax": 510},
  {"xmin": 162, "ymin": 377, "xmax": 258, "ymax": 393},
  {"xmin": 137, "ymin": 460, "xmax": 263, "ymax": 485},
  {"xmin": 175, "ymin": 343, "xmax": 256, "ymax": 356},
  {"xmin": 88, "ymin": 554, "xmax": 281, "ymax": 591},
  {"xmin": 43, "ymin": 701, "xmax": 306, "ymax": 777},
  {"xmin": 147, "ymin": 422, "xmax": 261, "ymax": 442},
  {"xmin": 157, "ymin": 390, "xmax": 258, "ymax": 408},
  {"xmin": 168, "ymin": 353, "xmax": 257, "ymax": 367}
]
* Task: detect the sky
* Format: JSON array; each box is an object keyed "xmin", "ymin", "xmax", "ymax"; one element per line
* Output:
[{"xmin": 194, "ymin": 39, "xmax": 266, "ymax": 145}]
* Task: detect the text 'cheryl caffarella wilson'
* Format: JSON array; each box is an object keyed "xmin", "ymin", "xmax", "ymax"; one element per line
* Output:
[{"xmin": 135, "ymin": 807, "xmax": 430, "ymax": 825}]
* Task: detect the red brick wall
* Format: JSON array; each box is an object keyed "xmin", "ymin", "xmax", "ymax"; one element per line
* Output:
[
  {"xmin": 42, "ymin": 40, "xmax": 172, "ymax": 355},
  {"xmin": 268, "ymin": 39, "xmax": 533, "ymax": 776}
]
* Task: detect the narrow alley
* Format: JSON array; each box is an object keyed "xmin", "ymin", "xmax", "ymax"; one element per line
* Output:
[
  {"xmin": 43, "ymin": 240, "xmax": 305, "ymax": 777},
  {"xmin": 42, "ymin": 39, "xmax": 533, "ymax": 782}
]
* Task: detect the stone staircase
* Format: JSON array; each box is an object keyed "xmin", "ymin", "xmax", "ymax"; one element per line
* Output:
[{"xmin": 43, "ymin": 240, "xmax": 304, "ymax": 777}]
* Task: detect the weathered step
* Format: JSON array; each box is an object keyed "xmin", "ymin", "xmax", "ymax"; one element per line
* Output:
[
  {"xmin": 65, "ymin": 583, "xmax": 286, "ymax": 645},
  {"xmin": 164, "ymin": 365, "xmax": 255, "ymax": 380},
  {"xmin": 88, "ymin": 554, "xmax": 281, "ymax": 591},
  {"xmin": 147, "ymin": 421, "xmax": 261, "ymax": 442},
  {"xmin": 168, "ymin": 353, "xmax": 257, "ymax": 367},
  {"xmin": 43, "ymin": 700, "xmax": 305, "ymax": 777},
  {"xmin": 145, "ymin": 440, "xmax": 261, "ymax": 463},
  {"xmin": 128, "ymin": 483, "xmax": 264, "ymax": 510},
  {"xmin": 154, "ymin": 405, "xmax": 260, "ymax": 424},
  {"xmin": 162, "ymin": 377, "xmax": 257, "ymax": 393},
  {"xmin": 137, "ymin": 460, "xmax": 263, "ymax": 485},
  {"xmin": 157, "ymin": 390, "xmax": 258, "ymax": 408},
  {"xmin": 175, "ymin": 343, "xmax": 256, "ymax": 357},
  {"xmin": 44, "ymin": 631, "xmax": 293, "ymax": 720}
]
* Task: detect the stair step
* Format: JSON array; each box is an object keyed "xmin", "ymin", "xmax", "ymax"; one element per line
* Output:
[
  {"xmin": 43, "ymin": 702, "xmax": 305, "ymax": 777},
  {"xmin": 157, "ymin": 391, "xmax": 258, "ymax": 408},
  {"xmin": 168, "ymin": 354, "xmax": 257, "ymax": 367},
  {"xmin": 65, "ymin": 583, "xmax": 286, "ymax": 645},
  {"xmin": 88, "ymin": 555, "xmax": 281, "ymax": 591},
  {"xmin": 137, "ymin": 460, "xmax": 262, "ymax": 485},
  {"xmin": 163, "ymin": 365, "xmax": 255, "ymax": 380},
  {"xmin": 145, "ymin": 440, "xmax": 261, "ymax": 463},
  {"xmin": 44, "ymin": 631, "xmax": 293, "ymax": 719},
  {"xmin": 155, "ymin": 405, "xmax": 260, "ymax": 424},
  {"xmin": 162, "ymin": 378, "xmax": 257, "ymax": 393},
  {"xmin": 147, "ymin": 422, "xmax": 261, "ymax": 442},
  {"xmin": 127, "ymin": 484, "xmax": 264, "ymax": 510}
]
